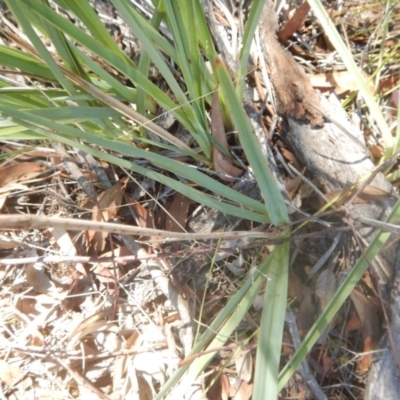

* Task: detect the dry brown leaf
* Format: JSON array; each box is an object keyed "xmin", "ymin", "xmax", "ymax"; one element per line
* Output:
[
  {"xmin": 136, "ymin": 374, "xmax": 153, "ymax": 400},
  {"xmin": 68, "ymin": 319, "xmax": 116, "ymax": 350},
  {"xmin": 346, "ymin": 309, "xmax": 362, "ymax": 332},
  {"xmin": 15, "ymin": 297, "xmax": 37, "ymax": 316},
  {"xmin": 165, "ymin": 192, "xmax": 190, "ymax": 233},
  {"xmin": 208, "ymin": 372, "xmax": 230, "ymax": 400},
  {"xmin": 211, "ymin": 90, "xmax": 242, "ymax": 182},
  {"xmin": 278, "ymin": 1, "xmax": 311, "ymax": 40},
  {"xmin": 350, "ymin": 289, "xmax": 380, "ymax": 371},
  {"xmin": 0, "ymin": 237, "xmax": 22, "ymax": 249},
  {"xmin": 0, "ymin": 162, "xmax": 44, "ymax": 187},
  {"xmin": 68, "ymin": 309, "xmax": 112, "ymax": 340},
  {"xmin": 280, "ymin": 147, "xmax": 302, "ymax": 171},
  {"xmin": 127, "ymin": 196, "xmax": 148, "ymax": 228},
  {"xmin": 325, "ymin": 184, "xmax": 396, "ymax": 205},
  {"xmin": 370, "ymin": 145, "xmax": 385, "ymax": 160},
  {"xmin": 0, "ymin": 146, "xmax": 56, "ymax": 161},
  {"xmin": 90, "ymin": 177, "xmax": 128, "ymax": 252},
  {"xmin": 94, "ymin": 177, "xmax": 128, "ymax": 221},
  {"xmin": 285, "ymin": 176, "xmax": 303, "ymax": 201},
  {"xmin": 0, "ymin": 360, "xmax": 24, "ymax": 386},
  {"xmin": 378, "ymin": 73, "xmax": 399, "ymax": 96}
]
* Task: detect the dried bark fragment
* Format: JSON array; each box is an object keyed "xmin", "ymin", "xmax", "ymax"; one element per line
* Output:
[{"xmin": 259, "ymin": 1, "xmax": 324, "ymax": 126}]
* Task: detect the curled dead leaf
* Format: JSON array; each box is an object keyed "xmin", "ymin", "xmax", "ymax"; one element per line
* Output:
[{"xmin": 350, "ymin": 289, "xmax": 380, "ymax": 371}]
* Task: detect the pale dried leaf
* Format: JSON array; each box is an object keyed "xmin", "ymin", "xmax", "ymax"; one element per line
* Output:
[
  {"xmin": 0, "ymin": 196, "xmax": 6, "ymax": 211},
  {"xmin": 68, "ymin": 309, "xmax": 112, "ymax": 337},
  {"xmin": 133, "ymin": 351, "xmax": 166, "ymax": 385},
  {"xmin": 92, "ymin": 330, "xmax": 121, "ymax": 353},
  {"xmin": 47, "ymin": 226, "xmax": 76, "ymax": 255},
  {"xmin": 0, "ymin": 360, "xmax": 24, "ymax": 386},
  {"xmin": 232, "ymin": 380, "xmax": 253, "ymax": 400},
  {"xmin": 235, "ymin": 350, "xmax": 252, "ymax": 383},
  {"xmin": 0, "ymin": 145, "xmax": 55, "ymax": 160},
  {"xmin": 113, "ymin": 332, "xmax": 141, "ymax": 393},
  {"xmin": 68, "ymin": 319, "xmax": 115, "ymax": 350},
  {"xmin": 226, "ymin": 259, "xmax": 246, "ymax": 276},
  {"xmin": 0, "ymin": 162, "xmax": 44, "ymax": 187},
  {"xmin": 285, "ymin": 175, "xmax": 302, "ymax": 201},
  {"xmin": 325, "ymin": 184, "xmax": 396, "ymax": 205},
  {"xmin": 310, "ymin": 71, "xmax": 374, "ymax": 95}
]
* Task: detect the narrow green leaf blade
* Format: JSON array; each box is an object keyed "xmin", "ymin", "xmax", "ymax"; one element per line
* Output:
[
  {"xmin": 253, "ymin": 241, "xmax": 289, "ymax": 399},
  {"xmin": 214, "ymin": 59, "xmax": 289, "ymax": 226}
]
